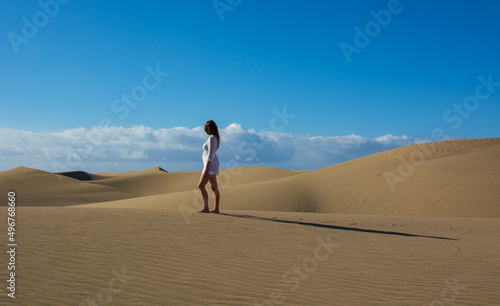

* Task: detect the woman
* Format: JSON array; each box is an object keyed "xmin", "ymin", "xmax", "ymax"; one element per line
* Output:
[{"xmin": 197, "ymin": 120, "xmax": 221, "ymax": 213}]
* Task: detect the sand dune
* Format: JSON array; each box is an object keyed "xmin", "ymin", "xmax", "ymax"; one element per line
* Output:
[
  {"xmin": 71, "ymin": 137, "xmax": 500, "ymax": 218},
  {"xmin": 88, "ymin": 166, "xmax": 303, "ymax": 197},
  {"xmin": 0, "ymin": 166, "xmax": 140, "ymax": 206},
  {"xmin": 301, "ymin": 137, "xmax": 500, "ymax": 217},
  {"xmin": 1, "ymin": 138, "xmax": 499, "ymax": 304}
]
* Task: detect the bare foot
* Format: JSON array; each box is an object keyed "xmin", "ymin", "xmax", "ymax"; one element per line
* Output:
[
  {"xmin": 196, "ymin": 209, "xmax": 210, "ymax": 213},
  {"xmin": 210, "ymin": 209, "xmax": 219, "ymax": 214}
]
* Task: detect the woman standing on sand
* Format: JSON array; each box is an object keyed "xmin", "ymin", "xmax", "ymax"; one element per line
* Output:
[{"xmin": 197, "ymin": 120, "xmax": 221, "ymax": 213}]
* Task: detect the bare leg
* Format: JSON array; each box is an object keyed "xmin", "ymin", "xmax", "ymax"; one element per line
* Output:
[
  {"xmin": 209, "ymin": 175, "xmax": 220, "ymax": 213},
  {"xmin": 196, "ymin": 173, "xmax": 211, "ymax": 213}
]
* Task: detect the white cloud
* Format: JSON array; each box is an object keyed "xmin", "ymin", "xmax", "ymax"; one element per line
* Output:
[
  {"xmin": 0, "ymin": 124, "xmax": 435, "ymax": 173},
  {"xmin": 118, "ymin": 150, "xmax": 148, "ymax": 160}
]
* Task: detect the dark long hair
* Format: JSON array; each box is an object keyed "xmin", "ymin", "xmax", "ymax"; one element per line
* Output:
[{"xmin": 204, "ymin": 120, "xmax": 220, "ymax": 149}]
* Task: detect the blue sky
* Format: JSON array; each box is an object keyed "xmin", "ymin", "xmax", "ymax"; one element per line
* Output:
[{"xmin": 1, "ymin": 0, "xmax": 499, "ymax": 173}]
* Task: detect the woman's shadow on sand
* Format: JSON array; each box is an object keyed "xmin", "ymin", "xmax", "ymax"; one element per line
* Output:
[{"xmin": 219, "ymin": 213, "xmax": 457, "ymax": 241}]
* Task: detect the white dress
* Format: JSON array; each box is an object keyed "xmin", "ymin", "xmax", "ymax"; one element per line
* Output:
[{"xmin": 202, "ymin": 135, "xmax": 219, "ymax": 176}]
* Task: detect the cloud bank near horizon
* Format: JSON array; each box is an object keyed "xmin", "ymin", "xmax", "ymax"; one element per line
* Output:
[{"xmin": 0, "ymin": 124, "xmax": 448, "ymax": 173}]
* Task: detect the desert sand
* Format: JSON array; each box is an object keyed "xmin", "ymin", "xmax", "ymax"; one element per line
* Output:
[{"xmin": 0, "ymin": 138, "xmax": 499, "ymax": 305}]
